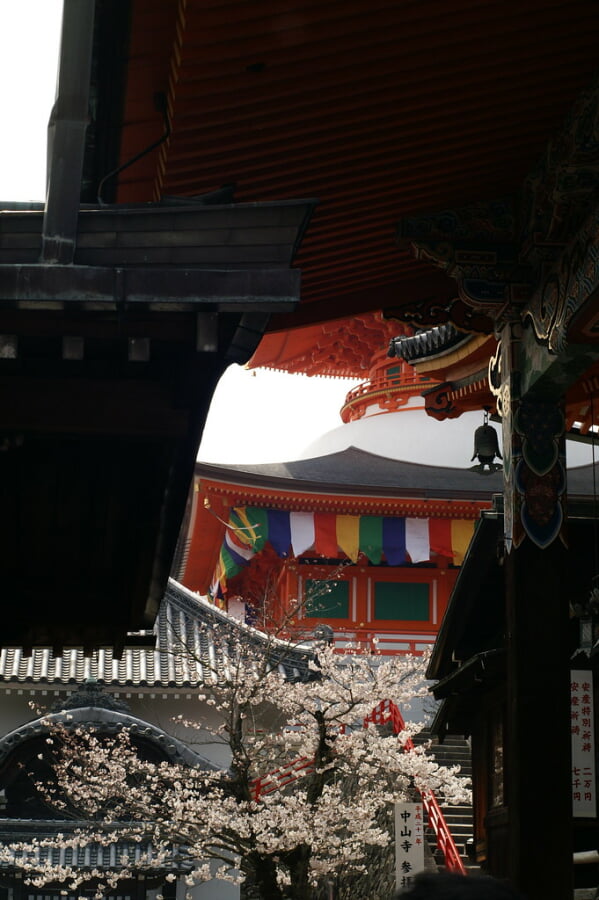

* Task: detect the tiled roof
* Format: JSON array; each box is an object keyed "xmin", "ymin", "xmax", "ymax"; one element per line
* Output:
[
  {"xmin": 0, "ymin": 580, "xmax": 313, "ymax": 688},
  {"xmin": 389, "ymin": 325, "xmax": 470, "ymax": 364},
  {"xmin": 197, "ymin": 446, "xmax": 504, "ymax": 499},
  {"xmin": 0, "ymin": 820, "xmax": 187, "ymax": 873},
  {"xmin": 0, "ymin": 707, "xmax": 215, "ymax": 770}
]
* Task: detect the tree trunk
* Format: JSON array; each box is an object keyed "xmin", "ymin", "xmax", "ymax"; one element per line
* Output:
[
  {"xmin": 245, "ymin": 854, "xmax": 285, "ymax": 900},
  {"xmin": 286, "ymin": 844, "xmax": 312, "ymax": 900},
  {"xmin": 244, "ymin": 846, "xmax": 313, "ymax": 900}
]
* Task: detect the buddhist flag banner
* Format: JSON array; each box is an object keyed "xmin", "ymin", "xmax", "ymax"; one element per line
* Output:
[
  {"xmin": 245, "ymin": 507, "xmax": 269, "ymax": 553},
  {"xmin": 213, "ymin": 507, "xmax": 269, "ymax": 594},
  {"xmin": 266, "ymin": 508, "xmax": 291, "ymax": 557},
  {"xmin": 224, "ymin": 507, "xmax": 261, "ymax": 567},
  {"xmin": 383, "ymin": 517, "xmax": 407, "ymax": 565},
  {"xmin": 336, "ymin": 515, "xmax": 360, "ymax": 562},
  {"xmin": 215, "ymin": 544, "xmax": 242, "ymax": 590},
  {"xmin": 429, "ymin": 518, "xmax": 452, "ymax": 559},
  {"xmin": 451, "ymin": 519, "xmax": 475, "ymax": 565},
  {"xmin": 360, "ymin": 515, "xmax": 383, "ymax": 564},
  {"xmin": 405, "ymin": 518, "xmax": 430, "ymax": 564},
  {"xmin": 290, "ymin": 511, "xmax": 315, "ymax": 556},
  {"xmin": 314, "ymin": 512, "xmax": 338, "ymax": 557},
  {"xmin": 213, "ymin": 506, "xmax": 478, "ymax": 591}
]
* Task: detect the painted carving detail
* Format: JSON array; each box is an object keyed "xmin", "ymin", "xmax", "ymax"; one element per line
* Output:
[
  {"xmin": 397, "ymin": 78, "xmax": 599, "ymax": 348},
  {"xmin": 522, "ymin": 76, "xmax": 599, "ymax": 249},
  {"xmin": 422, "ymin": 383, "xmax": 460, "ymax": 421},
  {"xmin": 525, "ymin": 211, "xmax": 599, "ymax": 353},
  {"xmin": 398, "ymin": 198, "xmax": 533, "ymax": 327},
  {"xmin": 511, "ymin": 399, "xmax": 567, "ymax": 550}
]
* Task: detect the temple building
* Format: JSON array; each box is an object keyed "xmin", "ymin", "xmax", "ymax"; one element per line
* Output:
[
  {"xmin": 0, "ymin": 579, "xmax": 314, "ymax": 900},
  {"xmin": 4, "ymin": 3, "xmax": 599, "ymax": 896},
  {"xmin": 180, "ymin": 318, "xmax": 504, "ymax": 655}
]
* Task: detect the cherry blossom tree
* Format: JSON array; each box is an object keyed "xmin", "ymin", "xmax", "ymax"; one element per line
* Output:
[{"xmin": 1, "ymin": 621, "xmax": 470, "ymax": 900}]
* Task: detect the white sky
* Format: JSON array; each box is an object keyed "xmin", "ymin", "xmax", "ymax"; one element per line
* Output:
[
  {"xmin": 199, "ymin": 366, "xmax": 359, "ymax": 464},
  {"xmin": 0, "ymin": 2, "xmax": 63, "ymax": 201},
  {"xmin": 0, "ymin": 2, "xmax": 356, "ymax": 465}
]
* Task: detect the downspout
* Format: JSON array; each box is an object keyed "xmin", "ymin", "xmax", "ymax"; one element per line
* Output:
[{"xmin": 41, "ymin": 0, "xmax": 95, "ymax": 264}]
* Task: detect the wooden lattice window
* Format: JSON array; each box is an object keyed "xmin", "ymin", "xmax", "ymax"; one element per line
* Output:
[
  {"xmin": 304, "ymin": 579, "xmax": 349, "ymax": 619},
  {"xmin": 374, "ymin": 582, "xmax": 429, "ymax": 621}
]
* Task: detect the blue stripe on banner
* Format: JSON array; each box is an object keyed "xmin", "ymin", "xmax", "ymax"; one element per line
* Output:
[
  {"xmin": 383, "ymin": 516, "xmax": 407, "ymax": 565},
  {"xmin": 267, "ymin": 508, "xmax": 291, "ymax": 557},
  {"xmin": 224, "ymin": 530, "xmax": 253, "ymax": 567}
]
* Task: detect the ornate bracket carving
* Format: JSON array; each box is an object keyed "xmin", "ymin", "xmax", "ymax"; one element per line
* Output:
[
  {"xmin": 525, "ymin": 204, "xmax": 599, "ymax": 353},
  {"xmin": 397, "ymin": 198, "xmax": 533, "ymax": 330},
  {"xmin": 397, "ymin": 77, "xmax": 599, "ymax": 348},
  {"xmin": 422, "ymin": 383, "xmax": 460, "ymax": 421}
]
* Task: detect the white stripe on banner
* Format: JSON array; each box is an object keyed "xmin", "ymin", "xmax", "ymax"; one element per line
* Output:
[
  {"xmin": 225, "ymin": 529, "xmax": 254, "ymax": 561},
  {"xmin": 406, "ymin": 518, "xmax": 430, "ymax": 563},
  {"xmin": 290, "ymin": 511, "xmax": 315, "ymax": 556}
]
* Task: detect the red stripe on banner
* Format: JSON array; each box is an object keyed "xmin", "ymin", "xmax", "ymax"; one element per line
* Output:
[
  {"xmin": 429, "ymin": 519, "xmax": 452, "ymax": 558},
  {"xmin": 314, "ymin": 513, "xmax": 338, "ymax": 557}
]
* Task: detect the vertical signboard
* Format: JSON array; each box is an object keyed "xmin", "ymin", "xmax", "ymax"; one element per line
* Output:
[
  {"xmin": 571, "ymin": 670, "xmax": 596, "ymax": 818},
  {"xmin": 395, "ymin": 801, "xmax": 425, "ymax": 891}
]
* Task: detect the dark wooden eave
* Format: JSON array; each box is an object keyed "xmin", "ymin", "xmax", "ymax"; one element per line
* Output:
[
  {"xmin": 428, "ymin": 497, "xmax": 599, "ymax": 684},
  {"xmin": 111, "ymin": 0, "xmax": 599, "ymax": 333},
  {"xmin": 0, "ymin": 199, "xmax": 314, "ymax": 652},
  {"xmin": 426, "ymin": 509, "xmax": 505, "ymax": 682}
]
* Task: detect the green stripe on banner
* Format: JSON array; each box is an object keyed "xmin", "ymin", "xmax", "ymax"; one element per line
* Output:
[
  {"xmin": 220, "ymin": 545, "xmax": 242, "ymax": 580},
  {"xmin": 359, "ymin": 515, "xmax": 383, "ymax": 564},
  {"xmin": 246, "ymin": 507, "xmax": 269, "ymax": 551}
]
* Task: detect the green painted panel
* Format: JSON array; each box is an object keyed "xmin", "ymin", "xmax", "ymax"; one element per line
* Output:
[
  {"xmin": 374, "ymin": 581, "xmax": 429, "ymax": 621},
  {"xmin": 305, "ymin": 579, "xmax": 349, "ymax": 619}
]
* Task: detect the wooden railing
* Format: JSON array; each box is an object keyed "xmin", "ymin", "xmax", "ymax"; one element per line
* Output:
[
  {"xmin": 282, "ymin": 626, "xmax": 436, "ymax": 656},
  {"xmin": 251, "ymin": 698, "xmax": 466, "ymax": 875}
]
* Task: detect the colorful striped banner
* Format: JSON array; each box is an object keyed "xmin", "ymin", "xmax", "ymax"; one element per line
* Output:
[
  {"xmin": 383, "ymin": 517, "xmax": 406, "ymax": 565},
  {"xmin": 337, "ymin": 515, "xmax": 360, "ymax": 562},
  {"xmin": 213, "ymin": 507, "xmax": 477, "ymax": 591},
  {"xmin": 314, "ymin": 512, "xmax": 338, "ymax": 557}
]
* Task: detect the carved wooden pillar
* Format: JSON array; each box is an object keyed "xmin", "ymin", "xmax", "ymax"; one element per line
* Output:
[
  {"xmin": 494, "ymin": 324, "xmax": 572, "ymax": 900},
  {"xmin": 396, "ymin": 78, "xmax": 599, "ymax": 899}
]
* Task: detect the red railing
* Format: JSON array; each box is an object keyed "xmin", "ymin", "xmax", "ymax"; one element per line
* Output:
[
  {"xmin": 340, "ymin": 370, "xmax": 432, "ymax": 422},
  {"xmin": 366, "ymin": 699, "xmax": 466, "ymax": 874},
  {"xmin": 251, "ymin": 698, "xmax": 466, "ymax": 874},
  {"xmin": 252, "ymin": 755, "xmax": 315, "ymax": 800}
]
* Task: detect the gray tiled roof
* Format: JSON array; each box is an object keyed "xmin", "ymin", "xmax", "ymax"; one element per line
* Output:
[
  {"xmin": 0, "ymin": 580, "xmax": 313, "ymax": 688},
  {"xmin": 388, "ymin": 324, "xmax": 470, "ymax": 363},
  {"xmin": 0, "ymin": 706, "xmax": 217, "ymax": 770},
  {"xmin": 0, "ymin": 820, "xmax": 187, "ymax": 873},
  {"xmin": 196, "ymin": 446, "xmax": 504, "ymax": 499}
]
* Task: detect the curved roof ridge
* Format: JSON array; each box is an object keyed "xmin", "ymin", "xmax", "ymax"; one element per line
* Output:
[
  {"xmin": 0, "ymin": 706, "xmax": 217, "ymax": 770},
  {"xmin": 195, "ymin": 447, "xmax": 503, "ymax": 498},
  {"xmin": 0, "ymin": 580, "xmax": 315, "ymax": 688}
]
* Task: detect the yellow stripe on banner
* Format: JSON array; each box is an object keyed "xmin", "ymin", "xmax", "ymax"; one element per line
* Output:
[
  {"xmin": 336, "ymin": 515, "xmax": 360, "ymax": 562},
  {"xmin": 232, "ymin": 507, "xmax": 258, "ymax": 546},
  {"xmin": 451, "ymin": 519, "xmax": 475, "ymax": 565},
  {"xmin": 214, "ymin": 554, "xmax": 227, "ymax": 592}
]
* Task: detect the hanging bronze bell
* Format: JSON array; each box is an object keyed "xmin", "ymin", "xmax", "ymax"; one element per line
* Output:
[{"xmin": 470, "ymin": 410, "xmax": 503, "ymax": 474}]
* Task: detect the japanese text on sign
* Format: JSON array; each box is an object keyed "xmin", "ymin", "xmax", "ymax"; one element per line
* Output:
[
  {"xmin": 395, "ymin": 801, "xmax": 425, "ymax": 891},
  {"xmin": 571, "ymin": 670, "xmax": 596, "ymax": 818}
]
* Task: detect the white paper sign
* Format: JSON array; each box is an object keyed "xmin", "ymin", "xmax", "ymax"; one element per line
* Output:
[
  {"xmin": 571, "ymin": 670, "xmax": 596, "ymax": 818},
  {"xmin": 395, "ymin": 801, "xmax": 425, "ymax": 891}
]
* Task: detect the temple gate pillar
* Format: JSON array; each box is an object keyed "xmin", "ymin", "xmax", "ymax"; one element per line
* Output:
[
  {"xmin": 492, "ymin": 324, "xmax": 571, "ymax": 899},
  {"xmin": 396, "ymin": 76, "xmax": 599, "ymax": 898}
]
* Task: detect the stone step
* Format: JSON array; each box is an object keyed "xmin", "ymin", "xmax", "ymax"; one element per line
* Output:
[{"xmin": 415, "ymin": 730, "xmax": 476, "ymax": 873}]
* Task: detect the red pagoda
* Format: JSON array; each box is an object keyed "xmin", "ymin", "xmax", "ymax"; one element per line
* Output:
[{"xmin": 179, "ymin": 315, "xmax": 503, "ymax": 655}]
